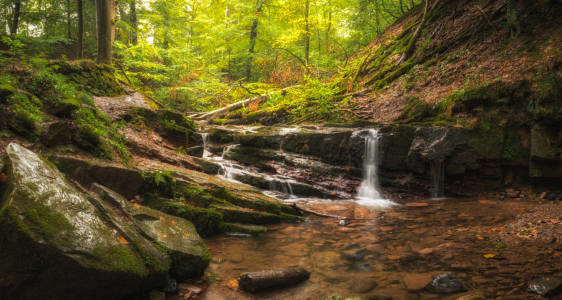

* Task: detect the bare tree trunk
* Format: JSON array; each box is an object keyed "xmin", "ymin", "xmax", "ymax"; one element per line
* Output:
[
  {"xmin": 304, "ymin": 0, "xmax": 310, "ymax": 64},
  {"xmin": 10, "ymin": 0, "xmax": 22, "ymax": 35},
  {"xmin": 245, "ymin": 0, "xmax": 264, "ymax": 82},
  {"xmin": 67, "ymin": 0, "xmax": 72, "ymax": 57},
  {"xmin": 110, "ymin": 0, "xmax": 117, "ymax": 43},
  {"xmin": 325, "ymin": 5, "xmax": 331, "ymax": 52},
  {"xmin": 507, "ymin": 0, "xmax": 521, "ymax": 38},
  {"xmin": 95, "ymin": 0, "xmax": 112, "ymax": 64},
  {"xmin": 130, "ymin": 0, "xmax": 137, "ymax": 44},
  {"xmin": 77, "ymin": 0, "xmax": 84, "ymax": 59}
]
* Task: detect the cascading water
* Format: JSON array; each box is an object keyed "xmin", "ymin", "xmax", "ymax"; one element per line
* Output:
[
  {"xmin": 201, "ymin": 133, "xmax": 211, "ymax": 158},
  {"xmin": 357, "ymin": 130, "xmax": 383, "ymax": 200},
  {"xmin": 356, "ymin": 130, "xmax": 397, "ymax": 207},
  {"xmin": 430, "ymin": 159, "xmax": 445, "ymax": 199}
]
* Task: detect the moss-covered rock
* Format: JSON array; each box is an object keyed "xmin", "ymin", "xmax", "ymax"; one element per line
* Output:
[
  {"xmin": 50, "ymin": 98, "xmax": 80, "ymax": 118},
  {"xmin": 48, "ymin": 155, "xmax": 142, "ymax": 200},
  {"xmin": 0, "ymin": 143, "xmax": 169, "ymax": 300},
  {"xmin": 0, "ymin": 84, "xmax": 15, "ymax": 101},
  {"xmin": 221, "ymin": 223, "xmax": 267, "ymax": 235},
  {"xmin": 91, "ymin": 184, "xmax": 211, "ymax": 280},
  {"xmin": 51, "ymin": 60, "xmax": 127, "ymax": 97}
]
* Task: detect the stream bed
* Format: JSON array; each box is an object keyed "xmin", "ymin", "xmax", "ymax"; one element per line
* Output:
[{"xmin": 195, "ymin": 198, "xmax": 543, "ymax": 300}]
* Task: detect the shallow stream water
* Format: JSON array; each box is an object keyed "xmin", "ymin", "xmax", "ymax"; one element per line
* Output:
[{"xmin": 199, "ymin": 198, "xmax": 533, "ymax": 300}]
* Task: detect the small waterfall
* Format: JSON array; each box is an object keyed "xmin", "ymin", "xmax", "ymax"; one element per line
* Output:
[
  {"xmin": 269, "ymin": 180, "xmax": 295, "ymax": 198},
  {"xmin": 430, "ymin": 159, "xmax": 445, "ymax": 198},
  {"xmin": 357, "ymin": 129, "xmax": 383, "ymax": 200},
  {"xmin": 201, "ymin": 133, "xmax": 211, "ymax": 158}
]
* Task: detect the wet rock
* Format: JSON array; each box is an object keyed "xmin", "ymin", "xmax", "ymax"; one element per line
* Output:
[
  {"xmin": 427, "ymin": 273, "xmax": 465, "ymax": 294},
  {"xmin": 48, "ymin": 155, "xmax": 142, "ymax": 200},
  {"xmin": 455, "ymin": 290, "xmax": 486, "ymax": 300},
  {"xmin": 0, "ymin": 143, "xmax": 169, "ymax": 300},
  {"xmin": 160, "ymin": 278, "xmax": 177, "ymax": 293},
  {"xmin": 178, "ymin": 283, "xmax": 203, "ymax": 294},
  {"xmin": 222, "ymin": 223, "xmax": 267, "ymax": 235},
  {"xmin": 350, "ymin": 278, "xmax": 378, "ymax": 293},
  {"xmin": 341, "ymin": 250, "xmax": 365, "ymax": 262},
  {"xmin": 39, "ymin": 121, "xmax": 70, "ymax": 147},
  {"xmin": 187, "ymin": 146, "xmax": 204, "ymax": 158},
  {"xmin": 527, "ymin": 276, "xmax": 562, "ymax": 297},
  {"xmin": 91, "ymin": 183, "xmax": 211, "ymax": 279},
  {"xmin": 402, "ymin": 273, "xmax": 433, "ymax": 293},
  {"xmin": 339, "ymin": 220, "xmax": 349, "ymax": 226},
  {"xmin": 149, "ymin": 290, "xmax": 165, "ymax": 300}
]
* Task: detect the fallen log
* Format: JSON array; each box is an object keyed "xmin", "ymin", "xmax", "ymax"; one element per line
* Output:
[
  {"xmin": 198, "ymin": 85, "xmax": 299, "ymax": 119},
  {"xmin": 239, "ymin": 265, "xmax": 310, "ymax": 293}
]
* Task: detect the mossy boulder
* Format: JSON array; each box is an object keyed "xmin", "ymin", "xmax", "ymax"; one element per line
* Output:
[
  {"xmin": 0, "ymin": 144, "xmax": 170, "ymax": 300},
  {"xmin": 90, "ymin": 184, "xmax": 211, "ymax": 280},
  {"xmin": 221, "ymin": 223, "xmax": 267, "ymax": 235},
  {"xmin": 48, "ymin": 155, "xmax": 142, "ymax": 200},
  {"xmin": 0, "ymin": 84, "xmax": 15, "ymax": 101},
  {"xmin": 50, "ymin": 98, "xmax": 80, "ymax": 118}
]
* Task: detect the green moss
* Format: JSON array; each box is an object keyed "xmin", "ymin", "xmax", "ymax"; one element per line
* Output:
[
  {"xmin": 91, "ymin": 245, "xmax": 147, "ymax": 275},
  {"xmin": 221, "ymin": 223, "xmax": 267, "ymax": 235},
  {"xmin": 155, "ymin": 244, "xmax": 211, "ymax": 280}
]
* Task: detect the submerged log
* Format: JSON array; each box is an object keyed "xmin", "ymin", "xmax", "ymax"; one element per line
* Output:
[{"xmin": 238, "ymin": 265, "xmax": 310, "ymax": 292}]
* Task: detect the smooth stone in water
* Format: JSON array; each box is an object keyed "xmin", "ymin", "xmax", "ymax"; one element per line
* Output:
[
  {"xmin": 528, "ymin": 276, "xmax": 562, "ymax": 297},
  {"xmin": 351, "ymin": 278, "xmax": 379, "ymax": 293},
  {"xmin": 341, "ymin": 250, "xmax": 366, "ymax": 262},
  {"xmin": 428, "ymin": 273, "xmax": 465, "ymax": 294},
  {"xmin": 160, "ymin": 278, "xmax": 177, "ymax": 293}
]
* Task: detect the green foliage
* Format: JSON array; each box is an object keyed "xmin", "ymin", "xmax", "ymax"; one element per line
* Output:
[{"xmin": 502, "ymin": 147, "xmax": 516, "ymax": 160}]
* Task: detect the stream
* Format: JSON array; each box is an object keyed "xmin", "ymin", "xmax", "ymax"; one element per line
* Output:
[{"xmin": 183, "ymin": 129, "xmax": 539, "ymax": 299}]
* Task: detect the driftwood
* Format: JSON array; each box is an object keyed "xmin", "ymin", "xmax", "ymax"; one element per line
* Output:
[
  {"xmin": 238, "ymin": 265, "xmax": 310, "ymax": 293},
  {"xmin": 197, "ymin": 86, "xmax": 299, "ymax": 120}
]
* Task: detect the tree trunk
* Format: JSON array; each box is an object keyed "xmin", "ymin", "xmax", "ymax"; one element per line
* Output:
[
  {"xmin": 95, "ymin": 0, "xmax": 113, "ymax": 64},
  {"xmin": 67, "ymin": 0, "xmax": 72, "ymax": 57},
  {"xmin": 130, "ymin": 0, "xmax": 137, "ymax": 44},
  {"xmin": 77, "ymin": 0, "xmax": 84, "ymax": 59},
  {"xmin": 325, "ymin": 5, "xmax": 331, "ymax": 52},
  {"xmin": 10, "ymin": 0, "xmax": 22, "ymax": 35},
  {"xmin": 110, "ymin": 0, "xmax": 117, "ymax": 44},
  {"xmin": 507, "ymin": 0, "xmax": 521, "ymax": 38},
  {"xmin": 245, "ymin": 0, "xmax": 264, "ymax": 82},
  {"xmin": 304, "ymin": 0, "xmax": 310, "ymax": 64}
]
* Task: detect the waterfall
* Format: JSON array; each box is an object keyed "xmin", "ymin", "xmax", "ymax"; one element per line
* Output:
[
  {"xmin": 201, "ymin": 133, "xmax": 211, "ymax": 158},
  {"xmin": 430, "ymin": 159, "xmax": 445, "ymax": 198},
  {"xmin": 357, "ymin": 129, "xmax": 383, "ymax": 200}
]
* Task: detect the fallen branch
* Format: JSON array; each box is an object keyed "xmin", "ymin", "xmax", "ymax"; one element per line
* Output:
[{"xmin": 197, "ymin": 86, "xmax": 299, "ymax": 120}]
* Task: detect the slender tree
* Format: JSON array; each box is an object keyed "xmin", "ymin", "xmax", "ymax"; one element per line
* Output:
[
  {"xmin": 95, "ymin": 0, "xmax": 113, "ymax": 64},
  {"xmin": 304, "ymin": 0, "xmax": 310, "ymax": 63},
  {"xmin": 130, "ymin": 0, "xmax": 138, "ymax": 44},
  {"xmin": 77, "ymin": 0, "xmax": 84, "ymax": 59},
  {"xmin": 10, "ymin": 0, "xmax": 22, "ymax": 35},
  {"xmin": 245, "ymin": 0, "xmax": 264, "ymax": 82}
]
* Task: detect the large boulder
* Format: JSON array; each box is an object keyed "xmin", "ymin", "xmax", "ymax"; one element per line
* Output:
[
  {"xmin": 40, "ymin": 121, "xmax": 70, "ymax": 147},
  {"xmin": 48, "ymin": 155, "xmax": 142, "ymax": 199},
  {"xmin": 90, "ymin": 183, "xmax": 211, "ymax": 279},
  {"xmin": 0, "ymin": 143, "xmax": 170, "ymax": 300},
  {"xmin": 50, "ymin": 98, "xmax": 80, "ymax": 118}
]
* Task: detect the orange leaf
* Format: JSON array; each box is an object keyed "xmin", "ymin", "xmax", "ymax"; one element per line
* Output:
[
  {"xmin": 157, "ymin": 233, "xmax": 168, "ymax": 238},
  {"xmin": 119, "ymin": 236, "xmax": 129, "ymax": 245},
  {"xmin": 160, "ymin": 217, "xmax": 165, "ymax": 221},
  {"xmin": 184, "ymin": 233, "xmax": 190, "ymax": 237},
  {"xmin": 0, "ymin": 173, "xmax": 6, "ymax": 183},
  {"xmin": 170, "ymin": 221, "xmax": 177, "ymax": 225}
]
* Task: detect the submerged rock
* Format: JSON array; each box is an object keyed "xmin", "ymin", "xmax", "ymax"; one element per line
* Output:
[
  {"xmin": 0, "ymin": 143, "xmax": 169, "ymax": 300},
  {"xmin": 160, "ymin": 278, "xmax": 177, "ymax": 293},
  {"xmin": 91, "ymin": 183, "xmax": 211, "ymax": 280},
  {"xmin": 528, "ymin": 276, "xmax": 562, "ymax": 297},
  {"xmin": 428, "ymin": 273, "xmax": 465, "ymax": 294}
]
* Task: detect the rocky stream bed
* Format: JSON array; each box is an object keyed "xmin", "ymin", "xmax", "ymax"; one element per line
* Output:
[{"xmin": 1, "ymin": 91, "xmax": 562, "ymax": 300}]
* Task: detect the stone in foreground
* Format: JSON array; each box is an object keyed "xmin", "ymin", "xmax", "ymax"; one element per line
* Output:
[
  {"xmin": 528, "ymin": 276, "xmax": 562, "ymax": 297},
  {"xmin": 238, "ymin": 265, "xmax": 310, "ymax": 292},
  {"xmin": 91, "ymin": 183, "xmax": 210, "ymax": 280},
  {"xmin": 0, "ymin": 143, "xmax": 169, "ymax": 300}
]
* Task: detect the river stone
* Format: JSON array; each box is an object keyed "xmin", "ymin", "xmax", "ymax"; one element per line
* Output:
[
  {"xmin": 40, "ymin": 121, "xmax": 70, "ymax": 147},
  {"xmin": 91, "ymin": 183, "xmax": 211, "ymax": 280},
  {"xmin": 350, "ymin": 278, "xmax": 378, "ymax": 293},
  {"xmin": 0, "ymin": 143, "xmax": 170, "ymax": 300},
  {"xmin": 341, "ymin": 250, "xmax": 365, "ymax": 262},
  {"xmin": 48, "ymin": 155, "xmax": 142, "ymax": 200},
  {"xmin": 149, "ymin": 290, "xmax": 165, "ymax": 300},
  {"xmin": 528, "ymin": 276, "xmax": 562, "ymax": 297},
  {"xmin": 455, "ymin": 290, "xmax": 486, "ymax": 300},
  {"xmin": 427, "ymin": 273, "xmax": 465, "ymax": 294},
  {"xmin": 187, "ymin": 146, "xmax": 204, "ymax": 158}
]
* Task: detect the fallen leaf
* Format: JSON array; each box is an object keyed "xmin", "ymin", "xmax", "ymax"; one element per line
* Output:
[
  {"xmin": 160, "ymin": 217, "xmax": 165, "ymax": 221},
  {"xmin": 119, "ymin": 236, "xmax": 129, "ymax": 245},
  {"xmin": 484, "ymin": 254, "xmax": 495, "ymax": 259},
  {"xmin": 157, "ymin": 233, "xmax": 168, "ymax": 238},
  {"xmin": 184, "ymin": 233, "xmax": 190, "ymax": 237},
  {"xmin": 0, "ymin": 173, "xmax": 6, "ymax": 183}
]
